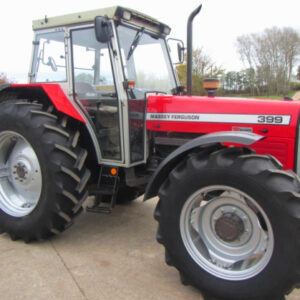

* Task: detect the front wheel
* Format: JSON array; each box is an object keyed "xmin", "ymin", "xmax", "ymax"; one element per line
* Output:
[{"xmin": 155, "ymin": 147, "xmax": 300, "ymax": 300}]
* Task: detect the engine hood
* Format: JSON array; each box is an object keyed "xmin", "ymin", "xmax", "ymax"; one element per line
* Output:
[{"xmin": 146, "ymin": 95, "xmax": 300, "ymax": 138}]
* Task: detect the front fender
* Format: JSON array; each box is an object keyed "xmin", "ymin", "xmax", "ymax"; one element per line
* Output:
[{"xmin": 144, "ymin": 131, "xmax": 264, "ymax": 200}]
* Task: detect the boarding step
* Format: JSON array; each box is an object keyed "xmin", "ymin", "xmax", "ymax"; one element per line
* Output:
[
  {"xmin": 86, "ymin": 166, "xmax": 119, "ymax": 214},
  {"xmin": 88, "ymin": 187, "xmax": 116, "ymax": 196},
  {"xmin": 86, "ymin": 203, "xmax": 113, "ymax": 214}
]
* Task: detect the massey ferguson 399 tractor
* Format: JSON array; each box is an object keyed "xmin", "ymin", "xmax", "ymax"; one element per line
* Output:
[{"xmin": 0, "ymin": 4, "xmax": 300, "ymax": 299}]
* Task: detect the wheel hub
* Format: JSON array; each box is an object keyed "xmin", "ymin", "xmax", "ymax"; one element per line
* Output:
[
  {"xmin": 14, "ymin": 162, "xmax": 29, "ymax": 181},
  {"xmin": 214, "ymin": 213, "xmax": 245, "ymax": 242},
  {"xmin": 180, "ymin": 186, "xmax": 274, "ymax": 281},
  {"xmin": 0, "ymin": 131, "xmax": 42, "ymax": 217}
]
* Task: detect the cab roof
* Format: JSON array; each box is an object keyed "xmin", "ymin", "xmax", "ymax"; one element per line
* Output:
[{"xmin": 32, "ymin": 6, "xmax": 171, "ymax": 36}]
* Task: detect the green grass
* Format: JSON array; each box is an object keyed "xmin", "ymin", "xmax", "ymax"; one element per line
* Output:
[
  {"xmin": 254, "ymin": 92, "xmax": 295, "ymax": 99},
  {"xmin": 223, "ymin": 91, "xmax": 296, "ymax": 100}
]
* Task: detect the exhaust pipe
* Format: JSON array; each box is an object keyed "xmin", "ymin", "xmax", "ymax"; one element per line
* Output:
[{"xmin": 187, "ymin": 4, "xmax": 202, "ymax": 96}]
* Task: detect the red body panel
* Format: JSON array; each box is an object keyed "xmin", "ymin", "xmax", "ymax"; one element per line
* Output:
[
  {"xmin": 10, "ymin": 83, "xmax": 85, "ymax": 123},
  {"xmin": 147, "ymin": 95, "xmax": 300, "ymax": 170}
]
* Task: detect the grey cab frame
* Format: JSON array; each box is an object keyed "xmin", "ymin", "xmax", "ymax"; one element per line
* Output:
[{"xmin": 29, "ymin": 18, "xmax": 178, "ymax": 168}]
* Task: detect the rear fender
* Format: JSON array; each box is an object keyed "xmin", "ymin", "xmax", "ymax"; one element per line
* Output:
[
  {"xmin": 144, "ymin": 131, "xmax": 264, "ymax": 200},
  {"xmin": 0, "ymin": 83, "xmax": 85, "ymax": 122},
  {"xmin": 0, "ymin": 84, "xmax": 10, "ymax": 92},
  {"xmin": 0, "ymin": 83, "xmax": 101, "ymax": 163}
]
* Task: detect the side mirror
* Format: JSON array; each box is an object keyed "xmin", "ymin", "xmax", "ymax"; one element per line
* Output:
[
  {"xmin": 167, "ymin": 38, "xmax": 185, "ymax": 64},
  {"xmin": 177, "ymin": 42, "xmax": 184, "ymax": 64},
  {"xmin": 95, "ymin": 16, "xmax": 114, "ymax": 43}
]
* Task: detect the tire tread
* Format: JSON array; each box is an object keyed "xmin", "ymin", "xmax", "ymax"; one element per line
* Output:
[
  {"xmin": 156, "ymin": 146, "xmax": 300, "ymax": 300},
  {"xmin": 0, "ymin": 100, "xmax": 90, "ymax": 242}
]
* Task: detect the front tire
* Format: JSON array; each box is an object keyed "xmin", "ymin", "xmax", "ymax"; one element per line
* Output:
[
  {"xmin": 0, "ymin": 100, "xmax": 90, "ymax": 242},
  {"xmin": 155, "ymin": 146, "xmax": 300, "ymax": 299}
]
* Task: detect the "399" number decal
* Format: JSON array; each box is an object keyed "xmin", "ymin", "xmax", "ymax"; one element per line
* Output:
[{"xmin": 257, "ymin": 115, "xmax": 283, "ymax": 124}]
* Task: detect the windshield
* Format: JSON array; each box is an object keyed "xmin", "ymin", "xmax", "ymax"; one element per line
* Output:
[{"xmin": 117, "ymin": 25, "xmax": 177, "ymax": 96}]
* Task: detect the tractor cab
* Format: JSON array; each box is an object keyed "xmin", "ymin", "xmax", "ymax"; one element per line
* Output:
[{"xmin": 30, "ymin": 6, "xmax": 178, "ymax": 167}]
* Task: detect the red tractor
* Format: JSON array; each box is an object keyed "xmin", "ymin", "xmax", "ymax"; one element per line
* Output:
[{"xmin": 0, "ymin": 5, "xmax": 299, "ymax": 300}]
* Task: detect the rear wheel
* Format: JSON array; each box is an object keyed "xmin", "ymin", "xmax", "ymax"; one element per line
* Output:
[
  {"xmin": 155, "ymin": 146, "xmax": 300, "ymax": 299},
  {"xmin": 0, "ymin": 100, "xmax": 90, "ymax": 242}
]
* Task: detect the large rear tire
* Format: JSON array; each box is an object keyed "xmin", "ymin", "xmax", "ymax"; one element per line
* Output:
[
  {"xmin": 0, "ymin": 100, "xmax": 90, "ymax": 242},
  {"xmin": 155, "ymin": 146, "xmax": 300, "ymax": 300}
]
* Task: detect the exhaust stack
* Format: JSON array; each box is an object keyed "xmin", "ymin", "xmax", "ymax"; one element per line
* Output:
[{"xmin": 187, "ymin": 4, "xmax": 202, "ymax": 96}]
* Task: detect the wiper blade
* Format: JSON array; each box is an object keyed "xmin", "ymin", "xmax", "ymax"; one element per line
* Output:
[{"xmin": 127, "ymin": 28, "xmax": 145, "ymax": 60}]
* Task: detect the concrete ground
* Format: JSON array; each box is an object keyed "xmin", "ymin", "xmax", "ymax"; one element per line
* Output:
[{"xmin": 0, "ymin": 197, "xmax": 299, "ymax": 300}]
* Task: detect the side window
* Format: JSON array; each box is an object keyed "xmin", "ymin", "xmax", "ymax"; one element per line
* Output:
[
  {"xmin": 32, "ymin": 31, "xmax": 66, "ymax": 82},
  {"xmin": 73, "ymin": 44, "xmax": 94, "ymax": 85},
  {"xmin": 72, "ymin": 29, "xmax": 115, "ymax": 96}
]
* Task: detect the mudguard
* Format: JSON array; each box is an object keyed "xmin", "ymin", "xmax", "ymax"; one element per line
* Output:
[
  {"xmin": 144, "ymin": 131, "xmax": 264, "ymax": 200},
  {"xmin": 0, "ymin": 83, "xmax": 105, "ymax": 162},
  {"xmin": 0, "ymin": 84, "xmax": 10, "ymax": 92},
  {"xmin": 0, "ymin": 83, "xmax": 85, "ymax": 123}
]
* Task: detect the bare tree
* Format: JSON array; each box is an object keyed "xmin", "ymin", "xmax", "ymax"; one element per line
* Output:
[
  {"xmin": 176, "ymin": 48, "xmax": 224, "ymax": 95},
  {"xmin": 0, "ymin": 73, "xmax": 8, "ymax": 84},
  {"xmin": 192, "ymin": 48, "xmax": 213, "ymax": 77},
  {"xmin": 236, "ymin": 27, "xmax": 300, "ymax": 96},
  {"xmin": 281, "ymin": 27, "xmax": 300, "ymax": 93}
]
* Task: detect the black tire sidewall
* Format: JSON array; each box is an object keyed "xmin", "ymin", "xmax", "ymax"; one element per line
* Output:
[
  {"xmin": 0, "ymin": 102, "xmax": 79, "ymax": 238},
  {"xmin": 160, "ymin": 166, "xmax": 297, "ymax": 299}
]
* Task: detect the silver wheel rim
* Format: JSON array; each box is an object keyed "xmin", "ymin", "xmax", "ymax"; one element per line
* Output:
[
  {"xmin": 0, "ymin": 131, "xmax": 42, "ymax": 217},
  {"xmin": 180, "ymin": 185, "xmax": 274, "ymax": 281}
]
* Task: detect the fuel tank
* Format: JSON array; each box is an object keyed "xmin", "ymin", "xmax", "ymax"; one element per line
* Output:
[{"xmin": 146, "ymin": 95, "xmax": 300, "ymax": 170}]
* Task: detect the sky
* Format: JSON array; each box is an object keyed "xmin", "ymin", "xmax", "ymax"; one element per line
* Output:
[{"xmin": 1, "ymin": 0, "xmax": 299, "ymax": 83}]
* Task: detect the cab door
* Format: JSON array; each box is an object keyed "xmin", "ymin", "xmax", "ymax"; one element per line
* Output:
[{"xmin": 70, "ymin": 26, "xmax": 124, "ymax": 163}]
